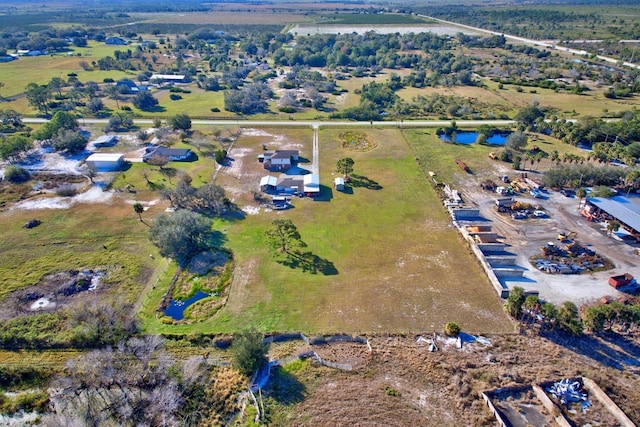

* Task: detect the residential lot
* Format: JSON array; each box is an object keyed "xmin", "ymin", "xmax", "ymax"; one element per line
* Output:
[{"xmin": 177, "ymin": 127, "xmax": 514, "ymax": 334}]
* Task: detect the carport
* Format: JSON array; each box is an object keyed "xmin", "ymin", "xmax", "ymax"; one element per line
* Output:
[{"xmin": 583, "ymin": 196, "xmax": 640, "ymax": 238}]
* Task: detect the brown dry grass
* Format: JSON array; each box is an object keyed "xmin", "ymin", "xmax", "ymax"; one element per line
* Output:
[{"xmin": 268, "ymin": 332, "xmax": 640, "ymax": 426}]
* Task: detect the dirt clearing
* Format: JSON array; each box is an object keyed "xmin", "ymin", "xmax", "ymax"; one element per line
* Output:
[{"xmin": 266, "ymin": 332, "xmax": 640, "ymax": 426}]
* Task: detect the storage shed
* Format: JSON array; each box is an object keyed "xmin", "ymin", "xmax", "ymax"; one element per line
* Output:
[
  {"xmin": 86, "ymin": 153, "xmax": 125, "ymax": 171},
  {"xmin": 303, "ymin": 174, "xmax": 320, "ymax": 197},
  {"xmin": 334, "ymin": 177, "xmax": 345, "ymax": 191},
  {"xmin": 92, "ymin": 135, "xmax": 118, "ymax": 147}
]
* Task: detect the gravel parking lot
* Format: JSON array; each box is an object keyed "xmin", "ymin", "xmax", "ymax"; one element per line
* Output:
[{"xmin": 460, "ymin": 170, "xmax": 640, "ymax": 305}]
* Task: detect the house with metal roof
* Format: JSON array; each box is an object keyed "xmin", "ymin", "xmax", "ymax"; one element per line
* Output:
[
  {"xmin": 259, "ymin": 175, "xmax": 278, "ymax": 192},
  {"xmin": 259, "ymin": 150, "xmax": 299, "ymax": 172},
  {"xmin": 143, "ymin": 146, "xmax": 193, "ymax": 162},
  {"xmin": 105, "ymin": 37, "xmax": 127, "ymax": 45},
  {"xmin": 91, "ymin": 135, "xmax": 118, "ymax": 147}
]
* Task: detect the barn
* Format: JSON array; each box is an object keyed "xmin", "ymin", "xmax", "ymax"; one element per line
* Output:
[{"xmin": 86, "ymin": 153, "xmax": 125, "ymax": 171}]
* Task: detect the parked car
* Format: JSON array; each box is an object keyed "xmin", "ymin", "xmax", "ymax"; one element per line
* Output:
[
  {"xmin": 533, "ymin": 210, "xmax": 547, "ymax": 218},
  {"xmin": 511, "ymin": 211, "xmax": 528, "ymax": 220},
  {"xmin": 559, "ymin": 189, "xmax": 574, "ymax": 197}
]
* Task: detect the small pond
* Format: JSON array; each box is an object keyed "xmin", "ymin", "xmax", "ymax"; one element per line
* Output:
[
  {"xmin": 164, "ymin": 290, "xmax": 209, "ymax": 320},
  {"xmin": 439, "ymin": 131, "xmax": 509, "ymax": 146}
]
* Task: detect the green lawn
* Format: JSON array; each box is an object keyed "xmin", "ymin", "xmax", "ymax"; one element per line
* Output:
[{"xmin": 140, "ymin": 126, "xmax": 512, "ymax": 335}]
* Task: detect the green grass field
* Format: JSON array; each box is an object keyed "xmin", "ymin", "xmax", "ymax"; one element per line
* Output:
[
  {"xmin": 0, "ymin": 200, "xmax": 159, "ymax": 304},
  {"xmin": 0, "ymin": 42, "xmax": 136, "ymax": 99},
  {"xmin": 140, "ymin": 126, "xmax": 512, "ymax": 335}
]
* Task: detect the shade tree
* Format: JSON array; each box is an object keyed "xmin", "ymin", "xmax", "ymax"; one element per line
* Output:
[
  {"xmin": 149, "ymin": 209, "xmax": 212, "ymax": 264},
  {"xmin": 265, "ymin": 219, "xmax": 306, "ymax": 256},
  {"xmin": 336, "ymin": 157, "xmax": 355, "ymax": 179}
]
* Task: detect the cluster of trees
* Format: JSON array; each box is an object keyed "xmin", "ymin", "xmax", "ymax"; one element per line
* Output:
[
  {"xmin": 0, "ymin": 109, "xmax": 24, "ymax": 133},
  {"xmin": 272, "ymin": 32, "xmax": 449, "ymax": 70},
  {"xmin": 160, "ymin": 174, "xmax": 229, "ymax": 215},
  {"xmin": 24, "ymin": 76, "xmax": 106, "ymax": 117},
  {"xmin": 0, "ymin": 134, "xmax": 31, "ymax": 162},
  {"xmin": 541, "ymin": 163, "xmax": 627, "ymax": 189},
  {"xmin": 224, "ymin": 82, "xmax": 272, "ymax": 114},
  {"xmin": 45, "ymin": 336, "xmax": 184, "ymax": 426},
  {"xmin": 38, "ymin": 328, "xmax": 267, "ymax": 425},
  {"xmin": 583, "ymin": 301, "xmax": 640, "ymax": 333},
  {"xmin": 149, "ymin": 209, "xmax": 212, "ymax": 264},
  {"xmin": 31, "ymin": 111, "xmax": 88, "ymax": 153},
  {"xmin": 516, "ymin": 105, "xmax": 640, "ymax": 166},
  {"xmin": 504, "ymin": 287, "xmax": 583, "ymax": 336},
  {"xmin": 506, "ymin": 286, "xmax": 640, "ymax": 336}
]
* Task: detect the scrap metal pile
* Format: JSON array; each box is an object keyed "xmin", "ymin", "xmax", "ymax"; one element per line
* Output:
[{"xmin": 547, "ymin": 379, "xmax": 592, "ymax": 412}]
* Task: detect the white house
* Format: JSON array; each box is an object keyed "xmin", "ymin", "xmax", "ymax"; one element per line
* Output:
[
  {"xmin": 150, "ymin": 74, "xmax": 187, "ymax": 83},
  {"xmin": 86, "ymin": 153, "xmax": 125, "ymax": 171}
]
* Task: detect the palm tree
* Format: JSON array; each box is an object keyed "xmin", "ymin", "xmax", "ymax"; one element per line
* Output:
[
  {"xmin": 625, "ymin": 169, "xmax": 640, "ymax": 196},
  {"xmin": 576, "ymin": 187, "xmax": 587, "ymax": 210},
  {"xmin": 607, "ymin": 220, "xmax": 620, "ymax": 237},
  {"xmin": 133, "ymin": 203, "xmax": 144, "ymax": 222}
]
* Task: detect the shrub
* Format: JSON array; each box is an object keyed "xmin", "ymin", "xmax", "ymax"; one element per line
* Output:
[
  {"xmin": 279, "ymin": 106, "xmax": 296, "ymax": 113},
  {"xmin": 169, "ymin": 94, "xmax": 182, "ymax": 101},
  {"xmin": 215, "ymin": 149, "xmax": 227, "ymax": 164},
  {"xmin": 445, "ymin": 322, "xmax": 461, "ymax": 337},
  {"xmin": 232, "ymin": 328, "xmax": 266, "ymax": 376},
  {"xmin": 2, "ymin": 390, "xmax": 49, "ymax": 414},
  {"xmin": 103, "ymin": 78, "xmax": 114, "ymax": 83},
  {"xmin": 56, "ymin": 184, "xmax": 78, "ymax": 197},
  {"xmin": 4, "ymin": 165, "xmax": 30, "ymax": 183},
  {"xmin": 211, "ymin": 107, "xmax": 220, "ymax": 113},
  {"xmin": 383, "ymin": 385, "xmax": 401, "ymax": 397}
]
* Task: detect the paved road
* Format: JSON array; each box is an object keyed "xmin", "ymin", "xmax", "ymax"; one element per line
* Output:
[{"xmin": 23, "ymin": 117, "xmax": 516, "ymax": 128}]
